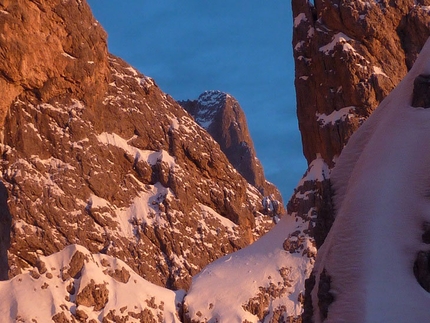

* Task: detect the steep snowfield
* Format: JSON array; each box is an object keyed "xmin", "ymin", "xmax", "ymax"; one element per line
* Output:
[
  {"xmin": 0, "ymin": 245, "xmax": 184, "ymax": 322},
  {"xmin": 184, "ymin": 214, "xmax": 315, "ymax": 322},
  {"xmin": 311, "ymin": 37, "xmax": 430, "ymax": 322}
]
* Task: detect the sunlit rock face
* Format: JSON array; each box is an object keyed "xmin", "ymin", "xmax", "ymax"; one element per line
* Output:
[
  {"xmin": 0, "ymin": 0, "xmax": 278, "ymax": 293},
  {"xmin": 293, "ymin": 0, "xmax": 430, "ymax": 167},
  {"xmin": 0, "ymin": 0, "xmax": 109, "ymax": 130}
]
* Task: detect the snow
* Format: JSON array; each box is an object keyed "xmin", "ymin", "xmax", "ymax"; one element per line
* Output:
[
  {"xmin": 185, "ymin": 214, "xmax": 314, "ymax": 322},
  {"xmin": 319, "ymin": 32, "xmax": 352, "ymax": 54},
  {"xmin": 61, "ymin": 52, "xmax": 76, "ymax": 60},
  {"xmin": 294, "ymin": 41, "xmax": 305, "ymax": 51},
  {"xmin": 197, "ymin": 90, "xmax": 227, "ymax": 107},
  {"xmin": 199, "ymin": 204, "xmax": 237, "ymax": 233},
  {"xmin": 373, "ymin": 66, "xmax": 388, "ymax": 77},
  {"xmin": 97, "ymin": 132, "xmax": 176, "ymax": 168},
  {"xmin": 294, "ymin": 13, "xmax": 307, "ymax": 28},
  {"xmin": 193, "ymin": 90, "xmax": 228, "ymax": 129},
  {"xmin": 0, "ymin": 244, "xmax": 183, "ymax": 323},
  {"xmin": 311, "ymin": 37, "xmax": 430, "ymax": 322},
  {"xmin": 316, "ymin": 106, "xmax": 356, "ymax": 126},
  {"xmin": 87, "ymin": 194, "xmax": 111, "ymax": 209},
  {"xmin": 115, "ymin": 182, "xmax": 172, "ymax": 237},
  {"xmin": 298, "ymin": 154, "xmax": 330, "ymax": 187}
]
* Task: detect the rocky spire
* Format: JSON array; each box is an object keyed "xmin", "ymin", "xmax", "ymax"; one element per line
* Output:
[{"xmin": 180, "ymin": 90, "xmax": 285, "ymax": 217}]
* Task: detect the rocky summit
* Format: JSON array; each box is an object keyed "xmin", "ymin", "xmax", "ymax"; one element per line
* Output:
[{"xmin": 180, "ymin": 90, "xmax": 285, "ymax": 217}]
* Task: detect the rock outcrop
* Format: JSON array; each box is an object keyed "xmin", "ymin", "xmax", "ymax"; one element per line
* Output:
[
  {"xmin": 0, "ymin": 0, "xmax": 109, "ymax": 132},
  {"xmin": 180, "ymin": 90, "xmax": 284, "ymax": 217},
  {"xmin": 290, "ymin": 0, "xmax": 430, "ymax": 248},
  {"xmin": 293, "ymin": 0, "xmax": 430, "ymax": 167},
  {"xmin": 0, "ymin": 0, "xmax": 278, "ymax": 295}
]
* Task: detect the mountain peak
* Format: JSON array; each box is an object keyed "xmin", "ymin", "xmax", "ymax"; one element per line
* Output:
[{"xmin": 180, "ymin": 91, "xmax": 285, "ymax": 216}]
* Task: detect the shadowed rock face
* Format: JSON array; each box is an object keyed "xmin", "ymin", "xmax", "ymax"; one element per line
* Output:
[
  {"xmin": 0, "ymin": 0, "xmax": 278, "ymax": 290},
  {"xmin": 0, "ymin": 182, "xmax": 11, "ymax": 280},
  {"xmin": 180, "ymin": 91, "xmax": 285, "ymax": 217},
  {"xmin": 412, "ymin": 74, "xmax": 430, "ymax": 108}
]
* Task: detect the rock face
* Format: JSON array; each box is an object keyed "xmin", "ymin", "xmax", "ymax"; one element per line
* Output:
[
  {"xmin": 293, "ymin": 0, "xmax": 430, "ymax": 167},
  {"xmin": 290, "ymin": 0, "xmax": 430, "ymax": 321},
  {"xmin": 0, "ymin": 0, "xmax": 109, "ymax": 132},
  {"xmin": 290, "ymin": 0, "xmax": 430, "ymax": 248},
  {"xmin": 180, "ymin": 91, "xmax": 284, "ymax": 217},
  {"xmin": 0, "ymin": 0, "xmax": 277, "ymax": 294}
]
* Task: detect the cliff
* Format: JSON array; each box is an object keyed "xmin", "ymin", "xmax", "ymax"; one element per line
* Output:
[
  {"xmin": 0, "ymin": 2, "xmax": 281, "ymax": 321},
  {"xmin": 290, "ymin": 0, "xmax": 430, "ymax": 248}
]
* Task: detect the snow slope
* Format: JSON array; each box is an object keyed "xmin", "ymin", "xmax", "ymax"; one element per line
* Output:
[
  {"xmin": 310, "ymin": 37, "xmax": 430, "ymax": 322},
  {"xmin": 184, "ymin": 214, "xmax": 315, "ymax": 322},
  {"xmin": 0, "ymin": 245, "xmax": 184, "ymax": 323}
]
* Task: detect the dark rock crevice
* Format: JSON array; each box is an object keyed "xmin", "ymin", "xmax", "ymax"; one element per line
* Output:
[
  {"xmin": 0, "ymin": 181, "xmax": 11, "ymax": 280},
  {"xmin": 411, "ymin": 74, "xmax": 430, "ymax": 108},
  {"xmin": 317, "ymin": 269, "xmax": 334, "ymax": 321}
]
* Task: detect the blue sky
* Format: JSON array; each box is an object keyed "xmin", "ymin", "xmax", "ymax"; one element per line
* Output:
[{"xmin": 87, "ymin": 1, "xmax": 307, "ymax": 201}]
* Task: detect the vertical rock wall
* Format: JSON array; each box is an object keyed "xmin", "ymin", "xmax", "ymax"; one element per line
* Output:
[{"xmin": 290, "ymin": 0, "xmax": 430, "ymax": 248}]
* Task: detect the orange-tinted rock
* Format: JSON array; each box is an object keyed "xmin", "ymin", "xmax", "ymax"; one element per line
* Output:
[{"xmin": 1, "ymin": 0, "xmax": 277, "ymax": 291}]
